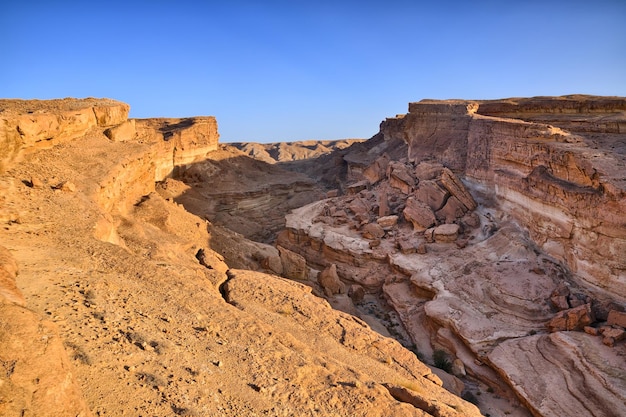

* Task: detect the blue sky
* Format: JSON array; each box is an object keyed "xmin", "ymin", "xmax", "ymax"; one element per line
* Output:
[{"xmin": 2, "ymin": 0, "xmax": 625, "ymax": 142}]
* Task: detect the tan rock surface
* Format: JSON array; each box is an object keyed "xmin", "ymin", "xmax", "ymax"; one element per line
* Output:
[{"xmin": 0, "ymin": 98, "xmax": 485, "ymax": 417}]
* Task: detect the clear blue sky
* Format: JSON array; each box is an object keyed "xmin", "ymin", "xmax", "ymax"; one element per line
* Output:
[{"xmin": 2, "ymin": 0, "xmax": 625, "ymax": 142}]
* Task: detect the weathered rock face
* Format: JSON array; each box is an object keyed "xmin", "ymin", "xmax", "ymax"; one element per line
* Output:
[
  {"xmin": 167, "ymin": 146, "xmax": 325, "ymax": 243},
  {"xmin": 281, "ymin": 95, "xmax": 626, "ymax": 417},
  {"xmin": 382, "ymin": 96, "xmax": 626, "ymax": 302},
  {"xmin": 0, "ymin": 98, "xmax": 129, "ymax": 173}
]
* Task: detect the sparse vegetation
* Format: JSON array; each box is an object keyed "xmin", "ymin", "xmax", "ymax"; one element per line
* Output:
[
  {"xmin": 433, "ymin": 349, "xmax": 452, "ymax": 373},
  {"xmin": 64, "ymin": 341, "xmax": 91, "ymax": 365},
  {"xmin": 462, "ymin": 390, "xmax": 479, "ymax": 405}
]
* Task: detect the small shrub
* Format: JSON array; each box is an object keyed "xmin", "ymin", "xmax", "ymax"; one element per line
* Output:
[
  {"xmin": 433, "ymin": 350, "xmax": 452, "ymax": 373},
  {"xmin": 462, "ymin": 390, "xmax": 479, "ymax": 405}
]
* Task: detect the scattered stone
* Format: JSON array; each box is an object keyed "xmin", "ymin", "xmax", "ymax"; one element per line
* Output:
[
  {"xmin": 423, "ymin": 227, "xmax": 435, "ymax": 243},
  {"xmin": 318, "ymin": 264, "xmax": 345, "ymax": 296},
  {"xmin": 403, "ymin": 197, "xmax": 436, "ymax": 231},
  {"xmin": 104, "ymin": 119, "xmax": 136, "ymax": 142},
  {"xmin": 414, "ymin": 161, "xmax": 443, "ymax": 181},
  {"xmin": 550, "ymin": 283, "xmax": 571, "ymax": 310},
  {"xmin": 415, "ymin": 181, "xmax": 448, "ymax": 211},
  {"xmin": 440, "ymin": 167, "xmax": 477, "ymax": 210},
  {"xmin": 602, "ymin": 327, "xmax": 625, "ymax": 341},
  {"xmin": 347, "ymin": 285, "xmax": 365, "ymax": 304},
  {"xmin": 277, "ymin": 246, "xmax": 307, "ymax": 280},
  {"xmin": 262, "ymin": 255, "xmax": 283, "ymax": 275},
  {"xmin": 451, "ymin": 359, "xmax": 466, "ymax": 377},
  {"xmin": 433, "ymin": 224, "xmax": 460, "ymax": 243},
  {"xmin": 416, "ymin": 243, "xmax": 427, "ymax": 254},
  {"xmin": 388, "ymin": 161, "xmax": 416, "ymax": 194},
  {"xmin": 436, "ymin": 195, "xmax": 468, "ymax": 223},
  {"xmin": 547, "ymin": 303, "xmax": 595, "ymax": 332},
  {"xmin": 326, "ymin": 189, "xmax": 339, "ymax": 198},
  {"xmin": 376, "ymin": 215, "xmax": 398, "ymax": 230},
  {"xmin": 607, "ymin": 310, "xmax": 626, "ymax": 328},
  {"xmin": 55, "ymin": 180, "xmax": 76, "ymax": 192},
  {"xmin": 584, "ymin": 326, "xmax": 599, "ymax": 336},
  {"xmin": 361, "ymin": 223, "xmax": 385, "ymax": 240},
  {"xmin": 30, "ymin": 176, "xmax": 44, "ymax": 188},
  {"xmin": 346, "ymin": 181, "xmax": 369, "ymax": 194}
]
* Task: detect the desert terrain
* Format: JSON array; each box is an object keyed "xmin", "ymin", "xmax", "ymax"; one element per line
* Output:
[{"xmin": 0, "ymin": 95, "xmax": 625, "ymax": 417}]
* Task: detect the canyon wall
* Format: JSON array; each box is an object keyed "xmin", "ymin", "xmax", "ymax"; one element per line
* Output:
[
  {"xmin": 381, "ymin": 97, "xmax": 626, "ymax": 301},
  {"xmin": 279, "ymin": 96, "xmax": 626, "ymax": 417}
]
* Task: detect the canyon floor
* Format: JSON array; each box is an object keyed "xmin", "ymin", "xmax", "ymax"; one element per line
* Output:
[{"xmin": 1, "ymin": 96, "xmax": 625, "ymax": 417}]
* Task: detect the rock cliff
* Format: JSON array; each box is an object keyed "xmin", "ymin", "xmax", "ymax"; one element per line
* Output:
[{"xmin": 279, "ymin": 96, "xmax": 626, "ymax": 417}]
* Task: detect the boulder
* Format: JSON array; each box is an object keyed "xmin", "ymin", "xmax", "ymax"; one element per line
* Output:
[
  {"xmin": 415, "ymin": 181, "xmax": 448, "ymax": 211},
  {"xmin": 433, "ymin": 224, "xmax": 460, "ymax": 243},
  {"xmin": 547, "ymin": 303, "xmax": 595, "ymax": 332},
  {"xmin": 607, "ymin": 310, "xmax": 626, "ymax": 328},
  {"xmin": 403, "ymin": 197, "xmax": 436, "ymax": 231},
  {"xmin": 388, "ymin": 161, "xmax": 416, "ymax": 194},
  {"xmin": 348, "ymin": 284, "xmax": 365, "ymax": 303},
  {"xmin": 362, "ymin": 222, "xmax": 385, "ymax": 240},
  {"xmin": 435, "ymin": 195, "xmax": 468, "ymax": 223},
  {"xmin": 104, "ymin": 119, "xmax": 137, "ymax": 142},
  {"xmin": 278, "ymin": 245, "xmax": 308, "ymax": 280},
  {"xmin": 414, "ymin": 161, "xmax": 444, "ymax": 181},
  {"xmin": 377, "ymin": 214, "xmax": 398, "ymax": 230},
  {"xmin": 318, "ymin": 264, "xmax": 345, "ymax": 296},
  {"xmin": 440, "ymin": 167, "xmax": 477, "ymax": 210}
]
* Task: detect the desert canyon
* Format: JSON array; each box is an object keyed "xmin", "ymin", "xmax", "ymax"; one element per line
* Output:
[{"xmin": 0, "ymin": 95, "xmax": 625, "ymax": 417}]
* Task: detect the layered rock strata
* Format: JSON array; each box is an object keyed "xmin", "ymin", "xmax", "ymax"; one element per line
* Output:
[{"xmin": 281, "ymin": 96, "xmax": 626, "ymax": 417}]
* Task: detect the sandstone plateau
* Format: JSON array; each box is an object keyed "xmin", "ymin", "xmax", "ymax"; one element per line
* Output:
[{"xmin": 0, "ymin": 95, "xmax": 624, "ymax": 417}]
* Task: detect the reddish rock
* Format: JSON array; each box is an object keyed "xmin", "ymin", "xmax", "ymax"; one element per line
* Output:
[
  {"xmin": 415, "ymin": 181, "xmax": 448, "ymax": 211},
  {"xmin": 387, "ymin": 161, "xmax": 416, "ymax": 195},
  {"xmin": 416, "ymin": 243, "xmax": 427, "ymax": 254},
  {"xmin": 607, "ymin": 310, "xmax": 626, "ymax": 328},
  {"xmin": 602, "ymin": 327, "xmax": 625, "ymax": 342},
  {"xmin": 436, "ymin": 195, "xmax": 468, "ymax": 223},
  {"xmin": 403, "ymin": 197, "xmax": 436, "ymax": 231},
  {"xmin": 414, "ymin": 161, "xmax": 444, "ymax": 180},
  {"xmin": 362, "ymin": 223, "xmax": 385, "ymax": 240},
  {"xmin": 376, "ymin": 215, "xmax": 398, "ymax": 230},
  {"xmin": 584, "ymin": 326, "xmax": 599, "ymax": 336},
  {"xmin": 440, "ymin": 167, "xmax": 477, "ymax": 210},
  {"xmin": 278, "ymin": 246, "xmax": 308, "ymax": 280},
  {"xmin": 433, "ymin": 224, "xmax": 460, "ymax": 243},
  {"xmin": 397, "ymin": 239, "xmax": 418, "ymax": 254},
  {"xmin": 348, "ymin": 284, "xmax": 365, "ymax": 303},
  {"xmin": 363, "ymin": 154, "xmax": 390, "ymax": 184},
  {"xmin": 547, "ymin": 304, "xmax": 595, "ymax": 332},
  {"xmin": 346, "ymin": 180, "xmax": 369, "ymax": 194},
  {"xmin": 347, "ymin": 197, "xmax": 372, "ymax": 223}
]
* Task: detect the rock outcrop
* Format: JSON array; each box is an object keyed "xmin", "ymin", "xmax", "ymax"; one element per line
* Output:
[
  {"xmin": 382, "ymin": 96, "xmax": 626, "ymax": 302},
  {"xmin": 280, "ymin": 96, "xmax": 626, "ymax": 417},
  {"xmin": 0, "ymin": 98, "xmax": 128, "ymax": 173}
]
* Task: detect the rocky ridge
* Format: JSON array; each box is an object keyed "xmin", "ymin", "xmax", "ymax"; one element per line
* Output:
[
  {"xmin": 0, "ymin": 98, "xmax": 483, "ymax": 416},
  {"xmin": 276, "ymin": 96, "xmax": 626, "ymax": 417}
]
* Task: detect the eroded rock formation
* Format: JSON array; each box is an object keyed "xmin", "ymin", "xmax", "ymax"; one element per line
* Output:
[
  {"xmin": 0, "ymin": 98, "xmax": 484, "ymax": 416},
  {"xmin": 278, "ymin": 96, "xmax": 626, "ymax": 417}
]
